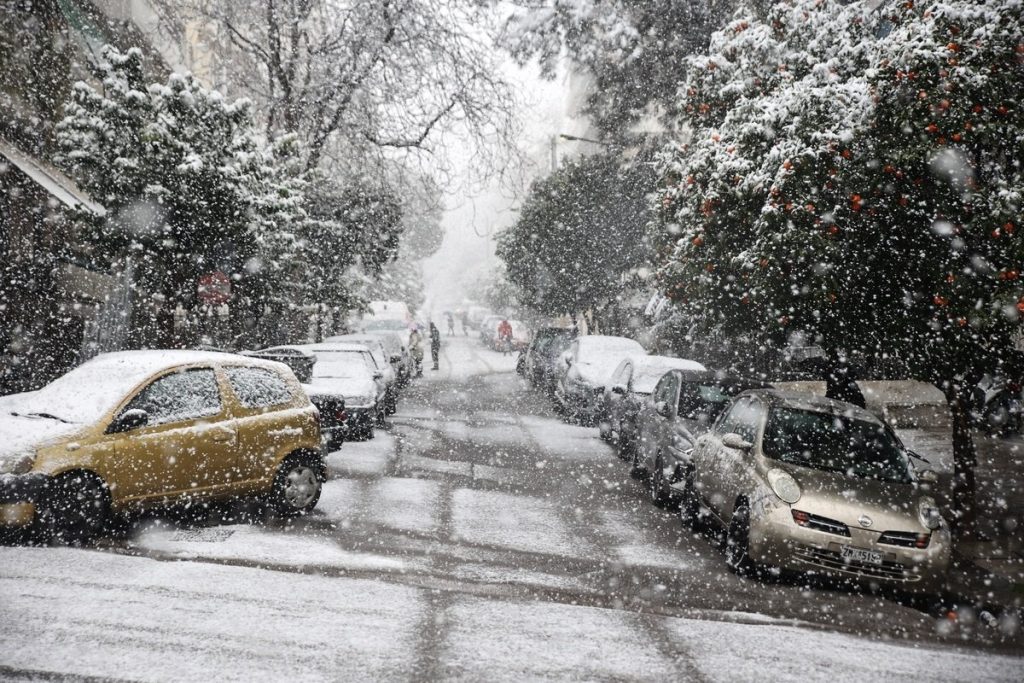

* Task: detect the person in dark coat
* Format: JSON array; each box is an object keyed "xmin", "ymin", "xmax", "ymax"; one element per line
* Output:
[{"xmin": 429, "ymin": 322, "xmax": 441, "ymax": 370}]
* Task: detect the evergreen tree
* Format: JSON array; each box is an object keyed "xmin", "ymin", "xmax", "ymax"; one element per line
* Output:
[
  {"xmin": 55, "ymin": 46, "xmax": 305, "ymax": 346},
  {"xmin": 655, "ymin": 0, "xmax": 1024, "ymax": 527},
  {"xmin": 497, "ymin": 152, "xmax": 652, "ymax": 318}
]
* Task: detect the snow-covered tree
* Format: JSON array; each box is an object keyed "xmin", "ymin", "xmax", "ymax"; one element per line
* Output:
[
  {"xmin": 655, "ymin": 0, "xmax": 1024, "ymax": 527},
  {"xmin": 504, "ymin": 0, "xmax": 765, "ymax": 140},
  {"xmin": 497, "ymin": 152, "xmax": 652, "ymax": 319},
  {"xmin": 55, "ymin": 46, "xmax": 306, "ymax": 346},
  {"xmin": 151, "ymin": 0, "xmax": 520, "ymax": 180}
]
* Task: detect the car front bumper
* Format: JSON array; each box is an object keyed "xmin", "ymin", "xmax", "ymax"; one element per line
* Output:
[
  {"xmin": 748, "ymin": 500, "xmax": 952, "ymax": 592},
  {"xmin": 0, "ymin": 473, "xmax": 49, "ymax": 527}
]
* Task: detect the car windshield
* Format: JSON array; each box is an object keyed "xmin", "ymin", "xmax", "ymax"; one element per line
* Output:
[
  {"xmin": 678, "ymin": 382, "xmax": 739, "ymax": 422},
  {"xmin": 763, "ymin": 407, "xmax": 911, "ymax": 484},
  {"xmin": 312, "ymin": 355, "xmax": 371, "ymax": 379},
  {"xmin": 363, "ymin": 319, "xmax": 407, "ymax": 332}
]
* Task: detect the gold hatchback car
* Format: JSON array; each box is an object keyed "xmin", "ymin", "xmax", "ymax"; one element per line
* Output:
[
  {"xmin": 0, "ymin": 350, "xmax": 324, "ymax": 543},
  {"xmin": 683, "ymin": 390, "xmax": 951, "ymax": 592}
]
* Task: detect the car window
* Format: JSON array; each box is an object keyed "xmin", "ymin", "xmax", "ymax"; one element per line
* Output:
[
  {"xmin": 123, "ymin": 368, "xmax": 221, "ymax": 427},
  {"xmin": 763, "ymin": 407, "xmax": 911, "ymax": 484},
  {"xmin": 716, "ymin": 397, "xmax": 762, "ymax": 443},
  {"xmin": 653, "ymin": 372, "xmax": 677, "ymax": 406},
  {"xmin": 226, "ymin": 366, "xmax": 295, "ymax": 409},
  {"xmin": 679, "ymin": 382, "xmax": 734, "ymax": 425}
]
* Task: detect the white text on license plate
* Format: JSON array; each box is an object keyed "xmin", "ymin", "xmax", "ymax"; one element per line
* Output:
[{"xmin": 840, "ymin": 545, "xmax": 882, "ymax": 565}]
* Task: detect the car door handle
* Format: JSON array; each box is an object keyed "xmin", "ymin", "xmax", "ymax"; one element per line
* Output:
[{"xmin": 210, "ymin": 429, "xmax": 236, "ymax": 443}]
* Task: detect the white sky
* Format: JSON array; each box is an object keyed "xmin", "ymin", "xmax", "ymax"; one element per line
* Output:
[{"xmin": 421, "ymin": 58, "xmax": 593, "ymax": 317}]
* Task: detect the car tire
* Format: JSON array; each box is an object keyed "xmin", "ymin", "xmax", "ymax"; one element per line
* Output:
[
  {"xmin": 678, "ymin": 465, "xmax": 701, "ymax": 531},
  {"xmin": 37, "ymin": 472, "xmax": 109, "ymax": 546},
  {"xmin": 648, "ymin": 454, "xmax": 670, "ymax": 508},
  {"xmin": 271, "ymin": 455, "xmax": 323, "ymax": 517},
  {"xmin": 629, "ymin": 446, "xmax": 646, "ymax": 480},
  {"xmin": 725, "ymin": 501, "xmax": 755, "ymax": 577}
]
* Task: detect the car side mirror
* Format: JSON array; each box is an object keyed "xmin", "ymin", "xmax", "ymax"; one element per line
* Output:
[
  {"xmin": 611, "ymin": 384, "xmax": 627, "ymax": 396},
  {"xmin": 721, "ymin": 432, "xmax": 753, "ymax": 451},
  {"xmin": 110, "ymin": 408, "xmax": 149, "ymax": 433},
  {"xmin": 655, "ymin": 400, "xmax": 671, "ymax": 417}
]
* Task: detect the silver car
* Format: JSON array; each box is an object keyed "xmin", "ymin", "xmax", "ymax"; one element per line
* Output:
[
  {"xmin": 684, "ymin": 390, "xmax": 950, "ymax": 592},
  {"xmin": 635, "ymin": 369, "xmax": 765, "ymax": 505}
]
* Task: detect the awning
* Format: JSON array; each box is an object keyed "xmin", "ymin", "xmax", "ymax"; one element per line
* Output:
[{"xmin": 0, "ymin": 139, "xmax": 106, "ymax": 217}]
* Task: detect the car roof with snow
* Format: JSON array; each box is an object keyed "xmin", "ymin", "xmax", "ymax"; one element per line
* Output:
[{"xmin": 577, "ymin": 335, "xmax": 645, "ymax": 354}]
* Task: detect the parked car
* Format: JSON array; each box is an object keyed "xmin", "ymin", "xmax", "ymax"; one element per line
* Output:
[
  {"xmin": 467, "ymin": 306, "xmax": 492, "ymax": 330},
  {"xmin": 634, "ymin": 369, "xmax": 766, "ymax": 505},
  {"xmin": 363, "ymin": 330, "xmax": 414, "ymax": 387},
  {"xmin": 599, "ymin": 355, "xmax": 707, "ymax": 454},
  {"xmin": 684, "ymin": 390, "xmax": 950, "ymax": 591},
  {"xmin": 361, "ymin": 318, "xmax": 410, "ymax": 334},
  {"xmin": 327, "ymin": 334, "xmax": 402, "ymax": 414},
  {"xmin": 524, "ymin": 327, "xmax": 575, "ymax": 394},
  {"xmin": 245, "ymin": 346, "xmax": 347, "ymax": 450},
  {"xmin": 0, "ymin": 350, "xmax": 325, "ymax": 544},
  {"xmin": 554, "ymin": 335, "xmax": 646, "ymax": 425},
  {"xmin": 479, "ymin": 315, "xmax": 503, "ymax": 346},
  {"xmin": 304, "ymin": 342, "xmax": 387, "ymax": 440}
]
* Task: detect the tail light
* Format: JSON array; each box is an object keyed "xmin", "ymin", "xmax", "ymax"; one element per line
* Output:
[
  {"xmin": 792, "ymin": 510, "xmax": 810, "ymax": 526},
  {"xmin": 915, "ymin": 533, "xmax": 930, "ymax": 549},
  {"xmin": 335, "ymin": 409, "xmax": 348, "ymax": 422}
]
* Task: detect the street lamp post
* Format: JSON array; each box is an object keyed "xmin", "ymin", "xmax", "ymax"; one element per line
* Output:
[{"xmin": 549, "ymin": 133, "xmax": 611, "ymax": 172}]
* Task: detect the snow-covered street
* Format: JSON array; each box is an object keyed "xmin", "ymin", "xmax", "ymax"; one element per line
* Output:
[{"xmin": 2, "ymin": 335, "xmax": 1021, "ymax": 681}]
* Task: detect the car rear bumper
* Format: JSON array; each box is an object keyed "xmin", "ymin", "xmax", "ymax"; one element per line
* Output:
[{"xmin": 748, "ymin": 501, "xmax": 951, "ymax": 592}]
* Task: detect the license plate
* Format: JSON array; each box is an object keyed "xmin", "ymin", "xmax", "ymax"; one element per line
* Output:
[{"xmin": 840, "ymin": 545, "xmax": 882, "ymax": 565}]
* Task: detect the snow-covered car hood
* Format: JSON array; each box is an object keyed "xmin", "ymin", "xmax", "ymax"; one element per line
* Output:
[{"xmin": 0, "ymin": 409, "xmax": 86, "ymax": 474}]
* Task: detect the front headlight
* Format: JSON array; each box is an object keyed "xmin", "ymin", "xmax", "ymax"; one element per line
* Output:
[
  {"xmin": 767, "ymin": 469, "xmax": 801, "ymax": 504},
  {"xmin": 918, "ymin": 496, "xmax": 943, "ymax": 530}
]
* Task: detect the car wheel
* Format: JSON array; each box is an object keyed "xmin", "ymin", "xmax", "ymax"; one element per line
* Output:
[
  {"xmin": 678, "ymin": 465, "xmax": 700, "ymax": 530},
  {"xmin": 629, "ymin": 445, "xmax": 646, "ymax": 479},
  {"xmin": 725, "ymin": 500, "xmax": 755, "ymax": 577},
  {"xmin": 648, "ymin": 454, "xmax": 670, "ymax": 508},
  {"xmin": 37, "ymin": 472, "xmax": 109, "ymax": 546},
  {"xmin": 271, "ymin": 455, "xmax": 323, "ymax": 517}
]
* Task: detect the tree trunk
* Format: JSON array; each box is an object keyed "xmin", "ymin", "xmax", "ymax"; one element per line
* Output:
[{"xmin": 944, "ymin": 382, "xmax": 978, "ymax": 535}]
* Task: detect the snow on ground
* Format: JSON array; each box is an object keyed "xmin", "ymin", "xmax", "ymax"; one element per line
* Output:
[
  {"xmin": 0, "ymin": 547, "xmax": 424, "ymax": 681},
  {"xmin": 662, "ymin": 617, "xmax": 1024, "ymax": 682},
  {"xmin": 418, "ymin": 336, "xmax": 518, "ymax": 383},
  {"xmin": 326, "ymin": 430, "xmax": 396, "ymax": 477},
  {"xmin": 1, "ymin": 546, "xmax": 1021, "ymax": 681},
  {"xmin": 452, "ymin": 488, "xmax": 597, "ymax": 558},
  {"xmin": 317, "ymin": 477, "xmax": 441, "ymax": 536},
  {"xmin": 520, "ymin": 414, "xmax": 614, "ymax": 462},
  {"xmin": 599, "ymin": 509, "xmax": 697, "ymax": 571},
  {"xmin": 132, "ymin": 522, "xmax": 419, "ymax": 573},
  {"xmin": 439, "ymin": 595, "xmax": 679, "ymax": 680}
]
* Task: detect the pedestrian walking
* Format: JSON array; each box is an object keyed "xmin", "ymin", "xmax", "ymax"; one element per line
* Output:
[
  {"xmin": 429, "ymin": 322, "xmax": 442, "ymax": 370},
  {"xmin": 446, "ymin": 312, "xmax": 455, "ymax": 336},
  {"xmin": 460, "ymin": 310, "xmax": 469, "ymax": 336},
  {"xmin": 497, "ymin": 318, "xmax": 513, "ymax": 356},
  {"xmin": 409, "ymin": 327, "xmax": 424, "ymax": 377}
]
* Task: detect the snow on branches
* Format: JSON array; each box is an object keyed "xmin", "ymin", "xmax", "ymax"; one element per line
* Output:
[{"xmin": 655, "ymin": 0, "xmax": 1024, "ymax": 383}]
